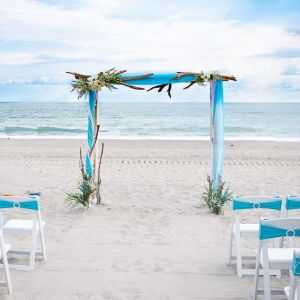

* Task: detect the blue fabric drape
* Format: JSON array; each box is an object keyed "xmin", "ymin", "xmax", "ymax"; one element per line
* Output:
[
  {"xmin": 86, "ymin": 91, "xmax": 96, "ymax": 176},
  {"xmin": 211, "ymin": 79, "xmax": 224, "ymax": 190},
  {"xmin": 116, "ymin": 73, "xmax": 195, "ymax": 86}
]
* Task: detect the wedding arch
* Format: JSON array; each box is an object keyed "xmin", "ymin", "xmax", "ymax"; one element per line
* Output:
[{"xmin": 67, "ymin": 69, "xmax": 236, "ymax": 191}]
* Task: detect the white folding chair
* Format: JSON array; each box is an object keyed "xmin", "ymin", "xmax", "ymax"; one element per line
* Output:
[
  {"xmin": 0, "ymin": 213, "xmax": 12, "ymax": 294},
  {"xmin": 228, "ymin": 195, "xmax": 282, "ymax": 278},
  {"xmin": 284, "ymin": 249, "xmax": 300, "ymax": 300},
  {"xmin": 253, "ymin": 217, "xmax": 300, "ymax": 300},
  {"xmin": 0, "ymin": 196, "xmax": 46, "ymax": 271},
  {"xmin": 281, "ymin": 196, "xmax": 300, "ymax": 248},
  {"xmin": 285, "ymin": 196, "xmax": 300, "ymax": 218}
]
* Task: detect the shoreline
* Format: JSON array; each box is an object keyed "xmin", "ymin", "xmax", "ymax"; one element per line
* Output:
[{"xmin": 0, "ymin": 136, "xmax": 300, "ymax": 142}]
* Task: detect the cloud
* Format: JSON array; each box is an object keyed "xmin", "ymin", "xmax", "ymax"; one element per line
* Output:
[
  {"xmin": 286, "ymin": 28, "xmax": 300, "ymax": 36},
  {"xmin": 0, "ymin": 0, "xmax": 299, "ymax": 102},
  {"xmin": 251, "ymin": 48, "xmax": 300, "ymax": 59}
]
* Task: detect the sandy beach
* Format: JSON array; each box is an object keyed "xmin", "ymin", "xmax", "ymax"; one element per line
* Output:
[{"xmin": 0, "ymin": 139, "xmax": 299, "ymax": 300}]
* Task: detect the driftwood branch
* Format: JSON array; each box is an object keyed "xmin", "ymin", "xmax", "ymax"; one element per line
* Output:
[
  {"xmin": 170, "ymin": 72, "xmax": 198, "ymax": 81},
  {"xmin": 147, "ymin": 84, "xmax": 172, "ymax": 98},
  {"xmin": 79, "ymin": 148, "xmax": 85, "ymax": 176},
  {"xmin": 115, "ymin": 70, "xmax": 127, "ymax": 75},
  {"xmin": 96, "ymin": 143, "xmax": 104, "ymax": 205},
  {"xmin": 89, "ymin": 125, "xmax": 100, "ymax": 156},
  {"xmin": 171, "ymin": 72, "xmax": 237, "ymax": 82},
  {"xmin": 97, "ymin": 143, "xmax": 104, "ymax": 186},
  {"xmin": 147, "ymin": 84, "xmax": 167, "ymax": 92},
  {"xmin": 66, "ymin": 72, "xmax": 89, "ymax": 80},
  {"xmin": 220, "ymin": 75, "xmax": 237, "ymax": 81},
  {"xmin": 119, "ymin": 73, "xmax": 153, "ymax": 82},
  {"xmin": 116, "ymin": 81, "xmax": 145, "ymax": 90},
  {"xmin": 167, "ymin": 84, "xmax": 172, "ymax": 98},
  {"xmin": 183, "ymin": 81, "xmax": 196, "ymax": 90}
]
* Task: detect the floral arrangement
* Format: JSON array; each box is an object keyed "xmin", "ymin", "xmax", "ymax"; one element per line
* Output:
[
  {"xmin": 70, "ymin": 68, "xmax": 119, "ymax": 99},
  {"xmin": 195, "ymin": 71, "xmax": 222, "ymax": 86},
  {"xmin": 202, "ymin": 174, "xmax": 233, "ymax": 215}
]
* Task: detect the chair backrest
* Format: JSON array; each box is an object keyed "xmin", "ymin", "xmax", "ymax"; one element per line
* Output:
[
  {"xmin": 0, "ymin": 196, "xmax": 40, "ymax": 211},
  {"xmin": 0, "ymin": 196, "xmax": 42, "ymax": 225},
  {"xmin": 286, "ymin": 195, "xmax": 300, "ymax": 217},
  {"xmin": 258, "ymin": 217, "xmax": 300, "ymax": 241},
  {"xmin": 232, "ymin": 195, "xmax": 282, "ymax": 220},
  {"xmin": 292, "ymin": 249, "xmax": 300, "ymax": 276}
]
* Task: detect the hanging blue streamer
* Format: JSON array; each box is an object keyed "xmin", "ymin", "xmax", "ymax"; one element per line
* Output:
[
  {"xmin": 211, "ymin": 79, "xmax": 224, "ymax": 190},
  {"xmin": 86, "ymin": 91, "xmax": 96, "ymax": 176}
]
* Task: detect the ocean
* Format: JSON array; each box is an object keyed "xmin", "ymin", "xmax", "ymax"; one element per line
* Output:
[{"xmin": 0, "ymin": 102, "xmax": 299, "ymax": 141}]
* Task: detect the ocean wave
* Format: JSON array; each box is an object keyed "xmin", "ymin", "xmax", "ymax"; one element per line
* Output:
[{"xmin": 3, "ymin": 126, "xmax": 85, "ymax": 134}]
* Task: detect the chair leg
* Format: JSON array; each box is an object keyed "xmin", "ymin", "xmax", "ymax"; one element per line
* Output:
[
  {"xmin": 28, "ymin": 218, "xmax": 38, "ymax": 271},
  {"xmin": 39, "ymin": 230, "xmax": 47, "ymax": 261},
  {"xmin": 29, "ymin": 235, "xmax": 37, "ymax": 271},
  {"xmin": 235, "ymin": 230, "xmax": 243, "ymax": 278},
  {"xmin": 253, "ymin": 243, "xmax": 261, "ymax": 300},
  {"xmin": 0, "ymin": 231, "xmax": 12, "ymax": 294},
  {"xmin": 2, "ymin": 252, "xmax": 12, "ymax": 294},
  {"xmin": 288, "ymin": 273, "xmax": 297, "ymax": 300},
  {"xmin": 262, "ymin": 244, "xmax": 271, "ymax": 300},
  {"xmin": 228, "ymin": 225, "xmax": 234, "ymax": 266}
]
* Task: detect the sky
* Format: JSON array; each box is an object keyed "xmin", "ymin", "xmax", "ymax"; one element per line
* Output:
[{"xmin": 0, "ymin": 0, "xmax": 299, "ymax": 102}]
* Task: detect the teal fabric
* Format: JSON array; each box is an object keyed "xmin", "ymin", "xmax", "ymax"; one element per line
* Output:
[
  {"xmin": 286, "ymin": 196, "xmax": 300, "ymax": 210},
  {"xmin": 0, "ymin": 198, "xmax": 39, "ymax": 211},
  {"xmin": 233, "ymin": 199, "xmax": 282, "ymax": 211},
  {"xmin": 211, "ymin": 79, "xmax": 224, "ymax": 191},
  {"xmin": 259, "ymin": 223, "xmax": 300, "ymax": 240},
  {"xmin": 292, "ymin": 251, "xmax": 300, "ymax": 276},
  {"xmin": 116, "ymin": 73, "xmax": 195, "ymax": 86},
  {"xmin": 86, "ymin": 91, "xmax": 96, "ymax": 176}
]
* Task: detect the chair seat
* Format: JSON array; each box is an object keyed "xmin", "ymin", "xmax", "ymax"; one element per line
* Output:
[
  {"xmin": 0, "ymin": 244, "xmax": 11, "ymax": 260},
  {"xmin": 257, "ymin": 248, "xmax": 295, "ymax": 270},
  {"xmin": 234, "ymin": 223, "xmax": 259, "ymax": 237},
  {"xmin": 3, "ymin": 219, "xmax": 46, "ymax": 235}
]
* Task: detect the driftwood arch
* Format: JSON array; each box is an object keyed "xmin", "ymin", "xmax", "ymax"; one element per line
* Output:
[{"xmin": 67, "ymin": 70, "xmax": 236, "ymax": 192}]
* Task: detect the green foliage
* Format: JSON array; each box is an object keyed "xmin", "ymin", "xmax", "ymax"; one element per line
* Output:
[
  {"xmin": 65, "ymin": 173, "xmax": 96, "ymax": 210},
  {"xmin": 71, "ymin": 68, "xmax": 119, "ymax": 99},
  {"xmin": 71, "ymin": 78, "xmax": 90, "ymax": 99},
  {"xmin": 202, "ymin": 174, "xmax": 233, "ymax": 215}
]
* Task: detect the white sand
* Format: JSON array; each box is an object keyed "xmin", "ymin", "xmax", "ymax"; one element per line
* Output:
[{"xmin": 0, "ymin": 139, "xmax": 299, "ymax": 299}]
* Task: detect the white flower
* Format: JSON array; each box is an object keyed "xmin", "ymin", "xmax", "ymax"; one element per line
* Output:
[
  {"xmin": 205, "ymin": 74, "xmax": 210, "ymax": 79},
  {"xmin": 90, "ymin": 79, "xmax": 105, "ymax": 91},
  {"xmin": 201, "ymin": 74, "xmax": 205, "ymax": 79},
  {"xmin": 88, "ymin": 74, "xmax": 98, "ymax": 83},
  {"xmin": 204, "ymin": 78, "xmax": 208, "ymax": 82}
]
